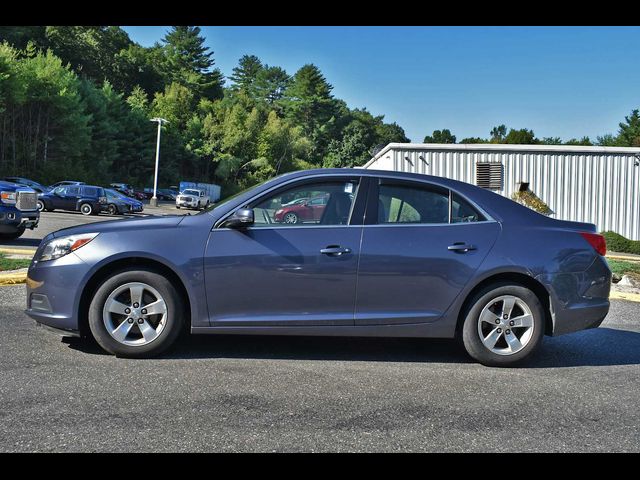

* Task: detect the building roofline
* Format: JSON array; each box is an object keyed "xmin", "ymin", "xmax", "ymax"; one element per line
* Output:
[{"xmin": 364, "ymin": 142, "xmax": 640, "ymax": 168}]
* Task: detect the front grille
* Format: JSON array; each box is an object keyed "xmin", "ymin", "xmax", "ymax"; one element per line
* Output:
[{"xmin": 16, "ymin": 191, "xmax": 37, "ymax": 211}]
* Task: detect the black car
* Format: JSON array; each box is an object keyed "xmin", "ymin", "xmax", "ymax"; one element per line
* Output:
[
  {"xmin": 37, "ymin": 184, "xmax": 107, "ymax": 216},
  {"xmin": 2, "ymin": 176, "xmax": 50, "ymax": 194}
]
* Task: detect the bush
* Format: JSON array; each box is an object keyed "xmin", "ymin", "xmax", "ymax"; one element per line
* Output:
[
  {"xmin": 511, "ymin": 190, "xmax": 553, "ymax": 215},
  {"xmin": 601, "ymin": 231, "xmax": 640, "ymax": 255}
]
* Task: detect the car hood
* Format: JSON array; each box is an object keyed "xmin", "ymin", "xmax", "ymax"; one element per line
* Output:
[{"xmin": 51, "ymin": 214, "xmax": 185, "ymax": 238}]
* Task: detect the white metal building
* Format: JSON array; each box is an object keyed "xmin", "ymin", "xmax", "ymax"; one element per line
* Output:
[{"xmin": 363, "ymin": 143, "xmax": 640, "ymax": 240}]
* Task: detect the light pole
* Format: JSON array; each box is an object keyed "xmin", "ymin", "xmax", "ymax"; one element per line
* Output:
[{"xmin": 149, "ymin": 117, "xmax": 169, "ymax": 207}]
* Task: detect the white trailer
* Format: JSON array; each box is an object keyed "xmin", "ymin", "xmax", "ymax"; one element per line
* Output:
[{"xmin": 364, "ymin": 143, "xmax": 640, "ymax": 240}]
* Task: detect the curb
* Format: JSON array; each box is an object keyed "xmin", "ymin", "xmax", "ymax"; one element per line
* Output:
[
  {"xmin": 609, "ymin": 290, "xmax": 640, "ymax": 303},
  {"xmin": 0, "ymin": 269, "xmax": 27, "ymax": 286},
  {"xmin": 0, "ymin": 247, "xmax": 35, "ymax": 256}
]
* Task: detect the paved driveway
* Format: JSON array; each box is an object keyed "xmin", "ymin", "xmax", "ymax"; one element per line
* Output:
[{"xmin": 0, "ymin": 284, "xmax": 638, "ymax": 452}]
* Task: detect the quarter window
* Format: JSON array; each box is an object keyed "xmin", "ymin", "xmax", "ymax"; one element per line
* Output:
[{"xmin": 250, "ymin": 180, "xmax": 360, "ymax": 227}]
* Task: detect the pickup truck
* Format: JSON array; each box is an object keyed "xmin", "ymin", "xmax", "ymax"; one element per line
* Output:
[
  {"xmin": 175, "ymin": 188, "xmax": 210, "ymax": 210},
  {"xmin": 0, "ymin": 180, "xmax": 40, "ymax": 239}
]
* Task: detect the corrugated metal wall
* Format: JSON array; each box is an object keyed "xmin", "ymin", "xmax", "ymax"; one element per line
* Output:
[{"xmin": 366, "ymin": 145, "xmax": 640, "ymax": 240}]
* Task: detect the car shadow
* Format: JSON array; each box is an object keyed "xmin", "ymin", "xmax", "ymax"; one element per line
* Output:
[
  {"xmin": 1, "ymin": 238, "xmax": 41, "ymax": 248},
  {"xmin": 62, "ymin": 327, "xmax": 640, "ymax": 368}
]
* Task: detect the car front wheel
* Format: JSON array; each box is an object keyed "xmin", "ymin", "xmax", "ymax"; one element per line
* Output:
[
  {"xmin": 461, "ymin": 283, "xmax": 544, "ymax": 367},
  {"xmin": 36, "ymin": 200, "xmax": 45, "ymax": 212},
  {"xmin": 88, "ymin": 268, "xmax": 185, "ymax": 358}
]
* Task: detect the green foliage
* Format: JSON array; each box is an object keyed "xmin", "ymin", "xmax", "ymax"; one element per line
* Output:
[
  {"xmin": 424, "ymin": 129, "xmax": 456, "ymax": 144},
  {"xmin": 601, "ymin": 231, "xmax": 640, "ymax": 255},
  {"xmin": 617, "ymin": 109, "xmax": 640, "ymax": 147},
  {"xmin": 606, "ymin": 259, "xmax": 640, "ymax": 278},
  {"xmin": 511, "ymin": 190, "xmax": 553, "ymax": 215}
]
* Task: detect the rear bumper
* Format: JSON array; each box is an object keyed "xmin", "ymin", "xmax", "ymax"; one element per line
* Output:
[{"xmin": 536, "ymin": 255, "xmax": 611, "ymax": 336}]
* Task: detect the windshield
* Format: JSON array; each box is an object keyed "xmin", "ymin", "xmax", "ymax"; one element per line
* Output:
[
  {"xmin": 182, "ymin": 189, "xmax": 200, "ymax": 196},
  {"xmin": 106, "ymin": 189, "xmax": 125, "ymax": 200}
]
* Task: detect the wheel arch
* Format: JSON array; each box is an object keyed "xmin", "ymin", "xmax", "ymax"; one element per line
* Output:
[
  {"xmin": 77, "ymin": 257, "xmax": 192, "ymax": 338},
  {"xmin": 455, "ymin": 272, "xmax": 553, "ymax": 337}
]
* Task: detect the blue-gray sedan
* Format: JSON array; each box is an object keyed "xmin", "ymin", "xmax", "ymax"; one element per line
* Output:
[{"xmin": 25, "ymin": 169, "xmax": 611, "ymax": 366}]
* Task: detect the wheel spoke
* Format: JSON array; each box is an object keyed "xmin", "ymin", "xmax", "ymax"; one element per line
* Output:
[
  {"xmin": 143, "ymin": 299, "xmax": 166, "ymax": 316},
  {"xmin": 504, "ymin": 331, "xmax": 523, "ymax": 352},
  {"xmin": 480, "ymin": 308, "xmax": 500, "ymax": 325},
  {"xmin": 511, "ymin": 314, "xmax": 533, "ymax": 328},
  {"xmin": 138, "ymin": 319, "xmax": 158, "ymax": 343},
  {"xmin": 111, "ymin": 320, "xmax": 134, "ymax": 342},
  {"xmin": 106, "ymin": 299, "xmax": 130, "ymax": 316},
  {"xmin": 129, "ymin": 285, "xmax": 144, "ymax": 306},
  {"xmin": 502, "ymin": 297, "xmax": 516, "ymax": 319},
  {"xmin": 482, "ymin": 327, "xmax": 503, "ymax": 349}
]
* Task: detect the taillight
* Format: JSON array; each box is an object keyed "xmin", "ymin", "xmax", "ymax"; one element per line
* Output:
[{"xmin": 580, "ymin": 232, "xmax": 606, "ymax": 256}]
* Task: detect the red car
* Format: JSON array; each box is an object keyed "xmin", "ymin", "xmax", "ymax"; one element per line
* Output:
[{"xmin": 274, "ymin": 195, "xmax": 328, "ymax": 224}]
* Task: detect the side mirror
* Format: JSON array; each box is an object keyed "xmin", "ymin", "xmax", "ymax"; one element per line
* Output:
[{"xmin": 223, "ymin": 208, "xmax": 254, "ymax": 228}]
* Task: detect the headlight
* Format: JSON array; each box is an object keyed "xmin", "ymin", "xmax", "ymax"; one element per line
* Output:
[
  {"xmin": 35, "ymin": 233, "xmax": 100, "ymax": 262},
  {"xmin": 0, "ymin": 191, "xmax": 17, "ymax": 204}
]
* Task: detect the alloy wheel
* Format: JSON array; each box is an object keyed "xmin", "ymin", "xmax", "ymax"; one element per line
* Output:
[
  {"xmin": 477, "ymin": 295, "xmax": 534, "ymax": 355},
  {"xmin": 102, "ymin": 282, "xmax": 168, "ymax": 346}
]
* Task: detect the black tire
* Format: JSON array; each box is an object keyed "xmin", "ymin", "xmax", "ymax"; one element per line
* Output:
[
  {"xmin": 88, "ymin": 268, "xmax": 186, "ymax": 358},
  {"xmin": 176, "ymin": 206, "xmax": 180, "ymax": 209},
  {"xmin": 80, "ymin": 203, "xmax": 93, "ymax": 216},
  {"xmin": 36, "ymin": 200, "xmax": 45, "ymax": 212},
  {"xmin": 0, "ymin": 224, "xmax": 26, "ymax": 240},
  {"xmin": 107, "ymin": 204, "xmax": 118, "ymax": 215},
  {"xmin": 461, "ymin": 283, "xmax": 545, "ymax": 367}
]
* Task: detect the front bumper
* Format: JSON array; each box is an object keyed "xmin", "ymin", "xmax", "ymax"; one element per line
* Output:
[
  {"xmin": 24, "ymin": 252, "xmax": 88, "ymax": 334},
  {"xmin": 0, "ymin": 209, "xmax": 39, "ymax": 233},
  {"xmin": 536, "ymin": 255, "xmax": 611, "ymax": 336},
  {"xmin": 177, "ymin": 199, "xmax": 198, "ymax": 208}
]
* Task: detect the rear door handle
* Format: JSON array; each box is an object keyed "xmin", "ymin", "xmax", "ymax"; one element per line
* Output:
[
  {"xmin": 320, "ymin": 245, "xmax": 352, "ymax": 256},
  {"xmin": 448, "ymin": 243, "xmax": 476, "ymax": 253}
]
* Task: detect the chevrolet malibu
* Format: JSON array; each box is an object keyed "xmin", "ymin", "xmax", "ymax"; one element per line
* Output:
[{"xmin": 25, "ymin": 169, "xmax": 611, "ymax": 366}]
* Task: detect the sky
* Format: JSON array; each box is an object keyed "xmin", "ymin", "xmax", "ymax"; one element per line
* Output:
[{"xmin": 122, "ymin": 26, "xmax": 640, "ymax": 143}]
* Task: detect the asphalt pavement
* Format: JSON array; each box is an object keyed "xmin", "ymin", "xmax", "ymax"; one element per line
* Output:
[
  {"xmin": 1, "ymin": 201, "xmax": 190, "ymax": 250},
  {"xmin": 0, "ymin": 282, "xmax": 638, "ymax": 452}
]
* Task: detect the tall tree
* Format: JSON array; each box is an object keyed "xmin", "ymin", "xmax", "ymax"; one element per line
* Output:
[
  {"xmin": 490, "ymin": 124, "xmax": 507, "ymax": 143},
  {"xmin": 160, "ymin": 26, "xmax": 223, "ymax": 100},
  {"xmin": 229, "ymin": 54, "xmax": 263, "ymax": 93},
  {"xmin": 617, "ymin": 109, "xmax": 640, "ymax": 147}
]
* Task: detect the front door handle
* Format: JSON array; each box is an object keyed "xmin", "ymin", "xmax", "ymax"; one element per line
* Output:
[
  {"xmin": 448, "ymin": 243, "xmax": 476, "ymax": 253},
  {"xmin": 320, "ymin": 245, "xmax": 352, "ymax": 256}
]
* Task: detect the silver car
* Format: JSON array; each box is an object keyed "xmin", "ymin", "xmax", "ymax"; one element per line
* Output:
[{"xmin": 176, "ymin": 189, "xmax": 209, "ymax": 210}]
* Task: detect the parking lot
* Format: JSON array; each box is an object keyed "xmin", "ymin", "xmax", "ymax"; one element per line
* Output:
[
  {"xmin": 1, "ymin": 280, "xmax": 639, "ymax": 452},
  {"xmin": 1, "ymin": 201, "xmax": 189, "ymax": 250}
]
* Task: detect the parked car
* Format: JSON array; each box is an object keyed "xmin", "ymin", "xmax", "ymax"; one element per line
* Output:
[
  {"xmin": 176, "ymin": 188, "xmax": 210, "ymax": 210},
  {"xmin": 143, "ymin": 188, "xmax": 174, "ymax": 201},
  {"xmin": 25, "ymin": 168, "xmax": 611, "ymax": 366},
  {"xmin": 49, "ymin": 180, "xmax": 85, "ymax": 190},
  {"xmin": 37, "ymin": 184, "xmax": 107, "ymax": 216},
  {"xmin": 274, "ymin": 194, "xmax": 329, "ymax": 224},
  {"xmin": 104, "ymin": 188, "xmax": 144, "ymax": 215},
  {"xmin": 132, "ymin": 190, "xmax": 149, "ymax": 201},
  {"xmin": 158, "ymin": 189, "xmax": 177, "ymax": 200},
  {"xmin": 2, "ymin": 176, "xmax": 50, "ymax": 194},
  {"xmin": 0, "ymin": 181, "xmax": 39, "ymax": 239},
  {"xmin": 109, "ymin": 183, "xmax": 135, "ymax": 198}
]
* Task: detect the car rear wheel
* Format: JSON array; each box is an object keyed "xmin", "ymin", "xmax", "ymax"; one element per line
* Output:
[
  {"xmin": 88, "ymin": 268, "xmax": 185, "ymax": 358},
  {"xmin": 80, "ymin": 203, "xmax": 93, "ymax": 216},
  {"xmin": 107, "ymin": 204, "xmax": 118, "ymax": 215},
  {"xmin": 283, "ymin": 212, "xmax": 299, "ymax": 224},
  {"xmin": 461, "ymin": 283, "xmax": 544, "ymax": 367}
]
